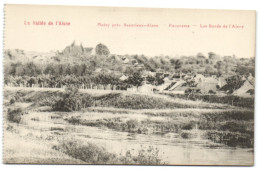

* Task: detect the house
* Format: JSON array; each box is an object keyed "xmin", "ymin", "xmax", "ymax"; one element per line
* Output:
[
  {"xmin": 156, "ymin": 77, "xmax": 173, "ymax": 91},
  {"xmin": 217, "ymin": 77, "xmax": 227, "ymax": 88},
  {"xmin": 156, "ymin": 72, "xmax": 164, "ymax": 78},
  {"xmin": 170, "ymin": 85, "xmax": 187, "ymax": 94},
  {"xmin": 183, "ymin": 73, "xmax": 194, "ymax": 80},
  {"xmin": 127, "ymin": 86, "xmax": 138, "ymax": 92},
  {"xmin": 138, "ymin": 84, "xmax": 155, "ymax": 93},
  {"xmin": 172, "ymin": 73, "xmax": 182, "ymax": 80},
  {"xmin": 233, "ymin": 80, "xmax": 254, "ymax": 97},
  {"xmin": 167, "ymin": 80, "xmax": 185, "ymax": 91},
  {"xmin": 119, "ymin": 75, "xmax": 128, "ymax": 81},
  {"xmin": 247, "ymin": 73, "xmax": 255, "ymax": 85},
  {"xmin": 193, "ymin": 74, "xmax": 205, "ymax": 83},
  {"xmin": 196, "ymin": 76, "xmax": 219, "ymax": 93},
  {"xmin": 169, "ymin": 83, "xmax": 199, "ymax": 94}
]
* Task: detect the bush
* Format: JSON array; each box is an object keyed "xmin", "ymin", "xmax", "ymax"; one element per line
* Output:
[
  {"xmin": 7, "ymin": 108, "xmax": 24, "ymax": 123},
  {"xmin": 52, "ymin": 87, "xmax": 93, "ymax": 112},
  {"xmin": 94, "ymin": 93, "xmax": 194, "ymax": 109},
  {"xmin": 53, "ymin": 140, "xmax": 117, "ymax": 164},
  {"xmin": 205, "ymin": 131, "xmax": 253, "ymax": 148},
  {"xmin": 121, "ymin": 145, "xmax": 162, "ymax": 165},
  {"xmin": 66, "ymin": 116, "xmax": 81, "ymax": 124},
  {"xmin": 181, "ymin": 121, "xmax": 196, "ymax": 130},
  {"xmin": 9, "ymin": 98, "xmax": 15, "ymax": 105},
  {"xmin": 163, "ymin": 93, "xmax": 254, "ymax": 108},
  {"xmin": 53, "ymin": 140, "xmax": 164, "ymax": 165},
  {"xmin": 181, "ymin": 131, "xmax": 197, "ymax": 139},
  {"xmin": 126, "ymin": 119, "xmax": 139, "ymax": 130}
]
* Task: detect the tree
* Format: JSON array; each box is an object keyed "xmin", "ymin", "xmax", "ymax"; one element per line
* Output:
[
  {"xmin": 126, "ymin": 72, "xmax": 144, "ymax": 88},
  {"xmin": 44, "ymin": 64, "xmax": 55, "ymax": 75},
  {"xmin": 225, "ymin": 75, "xmax": 244, "ymax": 93},
  {"xmin": 146, "ymin": 76, "xmax": 155, "ymax": 84},
  {"xmin": 65, "ymin": 65, "xmax": 72, "ymax": 75},
  {"xmin": 215, "ymin": 61, "xmax": 224, "ymax": 76},
  {"xmin": 174, "ymin": 59, "xmax": 182, "ymax": 71},
  {"xmin": 208, "ymin": 52, "xmax": 216, "ymax": 59},
  {"xmin": 95, "ymin": 43, "xmax": 110, "ymax": 56},
  {"xmin": 170, "ymin": 59, "xmax": 182, "ymax": 71}
]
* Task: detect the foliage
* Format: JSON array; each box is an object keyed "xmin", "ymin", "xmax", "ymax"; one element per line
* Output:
[
  {"xmin": 53, "ymin": 140, "xmax": 164, "ymax": 164},
  {"xmin": 52, "ymin": 86, "xmax": 93, "ymax": 112},
  {"xmin": 95, "ymin": 43, "xmax": 110, "ymax": 56},
  {"xmin": 163, "ymin": 93, "xmax": 254, "ymax": 108},
  {"xmin": 94, "ymin": 93, "xmax": 197, "ymax": 109},
  {"xmin": 53, "ymin": 140, "xmax": 118, "ymax": 164},
  {"xmin": 7, "ymin": 108, "xmax": 24, "ymax": 123},
  {"xmin": 126, "ymin": 72, "xmax": 143, "ymax": 87},
  {"xmin": 9, "ymin": 98, "xmax": 15, "ymax": 105},
  {"xmin": 225, "ymin": 75, "xmax": 245, "ymax": 92}
]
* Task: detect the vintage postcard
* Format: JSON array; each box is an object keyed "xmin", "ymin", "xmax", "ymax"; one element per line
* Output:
[{"xmin": 3, "ymin": 4, "xmax": 255, "ymax": 165}]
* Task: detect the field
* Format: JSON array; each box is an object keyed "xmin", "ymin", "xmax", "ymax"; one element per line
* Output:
[{"xmin": 3, "ymin": 87, "xmax": 254, "ymax": 165}]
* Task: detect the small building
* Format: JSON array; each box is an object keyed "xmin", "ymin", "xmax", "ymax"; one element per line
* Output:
[
  {"xmin": 196, "ymin": 77, "xmax": 219, "ymax": 94},
  {"xmin": 138, "ymin": 84, "xmax": 155, "ymax": 93},
  {"xmin": 233, "ymin": 80, "xmax": 254, "ymax": 97},
  {"xmin": 217, "ymin": 77, "xmax": 227, "ymax": 88},
  {"xmin": 119, "ymin": 75, "xmax": 128, "ymax": 81}
]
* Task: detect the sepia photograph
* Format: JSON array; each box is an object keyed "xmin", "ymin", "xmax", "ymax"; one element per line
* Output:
[{"xmin": 3, "ymin": 4, "xmax": 256, "ymax": 166}]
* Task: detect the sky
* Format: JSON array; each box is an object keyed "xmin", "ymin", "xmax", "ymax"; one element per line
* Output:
[{"xmin": 4, "ymin": 4, "xmax": 256, "ymax": 58}]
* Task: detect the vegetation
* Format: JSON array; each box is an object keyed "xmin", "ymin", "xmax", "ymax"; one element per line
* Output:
[
  {"xmin": 4, "ymin": 43, "xmax": 255, "ymax": 93},
  {"xmin": 53, "ymin": 140, "xmax": 163, "ymax": 165},
  {"xmin": 52, "ymin": 86, "xmax": 86, "ymax": 112},
  {"xmin": 3, "ymin": 42, "xmax": 255, "ymax": 164},
  {"xmin": 163, "ymin": 93, "xmax": 254, "ymax": 108},
  {"xmin": 7, "ymin": 108, "xmax": 25, "ymax": 123}
]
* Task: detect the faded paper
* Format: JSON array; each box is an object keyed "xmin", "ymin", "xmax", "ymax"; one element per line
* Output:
[{"xmin": 3, "ymin": 4, "xmax": 255, "ymax": 165}]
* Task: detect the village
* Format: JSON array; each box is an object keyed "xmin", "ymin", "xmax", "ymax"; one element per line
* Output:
[
  {"xmin": 120, "ymin": 71, "xmax": 255, "ymax": 97},
  {"xmin": 4, "ymin": 42, "xmax": 255, "ymax": 98},
  {"xmin": 4, "ymin": 70, "xmax": 255, "ymax": 98}
]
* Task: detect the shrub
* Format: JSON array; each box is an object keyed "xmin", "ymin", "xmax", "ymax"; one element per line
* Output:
[
  {"xmin": 163, "ymin": 93, "xmax": 254, "ymax": 108},
  {"xmin": 94, "ymin": 93, "xmax": 193, "ymax": 109},
  {"xmin": 9, "ymin": 98, "xmax": 15, "ymax": 105},
  {"xmin": 52, "ymin": 87, "xmax": 93, "ymax": 112},
  {"xmin": 181, "ymin": 131, "xmax": 197, "ymax": 139},
  {"xmin": 205, "ymin": 131, "xmax": 253, "ymax": 148},
  {"xmin": 53, "ymin": 140, "xmax": 164, "ymax": 165},
  {"xmin": 126, "ymin": 119, "xmax": 139, "ymax": 130},
  {"xmin": 53, "ymin": 140, "xmax": 119, "ymax": 164},
  {"xmin": 7, "ymin": 108, "xmax": 24, "ymax": 123},
  {"xmin": 181, "ymin": 121, "xmax": 196, "ymax": 130},
  {"xmin": 120, "ymin": 145, "xmax": 163, "ymax": 165},
  {"xmin": 66, "ymin": 116, "xmax": 81, "ymax": 124}
]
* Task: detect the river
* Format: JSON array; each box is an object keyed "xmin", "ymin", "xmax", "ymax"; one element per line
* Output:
[{"xmin": 18, "ymin": 111, "xmax": 253, "ymax": 165}]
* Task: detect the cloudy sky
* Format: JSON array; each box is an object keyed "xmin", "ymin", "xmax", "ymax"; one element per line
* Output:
[{"xmin": 5, "ymin": 4, "xmax": 256, "ymax": 58}]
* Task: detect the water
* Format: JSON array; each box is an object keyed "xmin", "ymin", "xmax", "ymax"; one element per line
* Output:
[{"xmin": 18, "ymin": 111, "xmax": 253, "ymax": 165}]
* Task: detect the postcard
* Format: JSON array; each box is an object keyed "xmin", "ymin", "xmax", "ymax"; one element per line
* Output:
[{"xmin": 3, "ymin": 4, "xmax": 255, "ymax": 165}]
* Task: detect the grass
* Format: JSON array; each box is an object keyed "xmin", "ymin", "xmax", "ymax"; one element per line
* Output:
[
  {"xmin": 93, "ymin": 93, "xmax": 230, "ymax": 109},
  {"xmin": 3, "ymin": 131, "xmax": 85, "ymax": 164},
  {"xmin": 162, "ymin": 93, "xmax": 254, "ymax": 108},
  {"xmin": 5, "ymin": 89, "xmax": 235, "ymax": 110},
  {"xmin": 204, "ymin": 130, "xmax": 253, "ymax": 148},
  {"xmin": 64, "ymin": 108, "xmax": 254, "ymax": 147},
  {"xmin": 4, "ymin": 89, "xmax": 255, "ymax": 149},
  {"xmin": 52, "ymin": 140, "xmax": 164, "ymax": 165}
]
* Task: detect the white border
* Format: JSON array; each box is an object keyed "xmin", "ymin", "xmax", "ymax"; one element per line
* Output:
[{"xmin": 0, "ymin": 0, "xmax": 258, "ymax": 170}]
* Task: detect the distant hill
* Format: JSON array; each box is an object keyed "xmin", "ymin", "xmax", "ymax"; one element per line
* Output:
[{"xmin": 4, "ymin": 49, "xmax": 56, "ymax": 64}]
